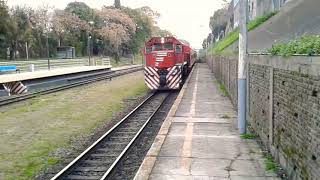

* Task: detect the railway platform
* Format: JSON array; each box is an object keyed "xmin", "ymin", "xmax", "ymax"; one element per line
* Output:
[
  {"xmin": 0, "ymin": 65, "xmax": 140, "ymax": 96},
  {"xmin": 0, "ymin": 65, "xmax": 113, "ymax": 84},
  {"xmin": 135, "ymin": 63, "xmax": 280, "ymax": 180}
]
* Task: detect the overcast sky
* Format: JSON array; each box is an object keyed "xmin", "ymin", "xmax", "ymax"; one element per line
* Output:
[{"xmin": 8, "ymin": 0, "xmax": 226, "ymax": 49}]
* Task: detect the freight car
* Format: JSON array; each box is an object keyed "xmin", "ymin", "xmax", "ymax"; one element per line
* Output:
[{"xmin": 143, "ymin": 37, "xmax": 196, "ymax": 90}]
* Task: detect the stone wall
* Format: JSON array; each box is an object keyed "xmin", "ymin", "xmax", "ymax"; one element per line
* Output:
[
  {"xmin": 207, "ymin": 55, "xmax": 238, "ymax": 107},
  {"xmin": 207, "ymin": 55, "xmax": 320, "ymax": 180},
  {"xmin": 248, "ymin": 63, "xmax": 271, "ymax": 145}
]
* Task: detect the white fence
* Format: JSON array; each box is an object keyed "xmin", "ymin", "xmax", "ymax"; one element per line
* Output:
[{"xmin": 0, "ymin": 57, "xmax": 111, "ymax": 73}]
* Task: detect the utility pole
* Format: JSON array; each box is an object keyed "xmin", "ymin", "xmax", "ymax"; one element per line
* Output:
[
  {"xmin": 238, "ymin": 0, "xmax": 248, "ymax": 134},
  {"xmin": 88, "ymin": 21, "xmax": 94, "ymax": 66},
  {"xmin": 114, "ymin": 0, "xmax": 121, "ymax": 9},
  {"xmin": 206, "ymin": 40, "xmax": 208, "ymax": 60},
  {"xmin": 88, "ymin": 33, "xmax": 92, "ymax": 66},
  {"xmin": 46, "ymin": 33, "xmax": 50, "ymax": 70}
]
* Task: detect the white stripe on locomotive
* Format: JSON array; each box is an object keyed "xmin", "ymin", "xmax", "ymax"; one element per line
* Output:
[
  {"xmin": 166, "ymin": 66, "xmax": 177, "ymax": 82},
  {"xmin": 144, "ymin": 67, "xmax": 160, "ymax": 84},
  {"xmin": 168, "ymin": 72, "xmax": 181, "ymax": 88},
  {"xmin": 3, "ymin": 81, "xmax": 27, "ymax": 96},
  {"xmin": 144, "ymin": 70, "xmax": 158, "ymax": 85},
  {"xmin": 144, "ymin": 67, "xmax": 160, "ymax": 90},
  {"xmin": 147, "ymin": 67, "xmax": 159, "ymax": 78},
  {"xmin": 145, "ymin": 74, "xmax": 159, "ymax": 88},
  {"xmin": 166, "ymin": 66, "xmax": 181, "ymax": 88},
  {"xmin": 144, "ymin": 72, "xmax": 158, "ymax": 89},
  {"xmin": 145, "ymin": 77, "xmax": 157, "ymax": 90},
  {"xmin": 166, "ymin": 66, "xmax": 176, "ymax": 79}
]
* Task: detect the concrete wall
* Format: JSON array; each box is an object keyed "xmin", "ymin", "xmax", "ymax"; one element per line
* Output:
[
  {"xmin": 207, "ymin": 55, "xmax": 320, "ymax": 180},
  {"xmin": 231, "ymin": 0, "xmax": 289, "ymax": 28},
  {"xmin": 227, "ymin": 0, "xmax": 320, "ymax": 52}
]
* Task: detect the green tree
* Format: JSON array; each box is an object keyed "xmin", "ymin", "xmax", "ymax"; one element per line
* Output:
[
  {"xmin": 152, "ymin": 26, "xmax": 172, "ymax": 37},
  {"xmin": 51, "ymin": 9, "xmax": 89, "ymax": 56},
  {"xmin": 202, "ymin": 39, "xmax": 208, "ymax": 49},
  {"xmin": 65, "ymin": 2, "xmax": 95, "ymax": 56},
  {"xmin": 96, "ymin": 7, "xmax": 136, "ymax": 62},
  {"xmin": 28, "ymin": 5, "xmax": 53, "ymax": 58},
  {"xmin": 122, "ymin": 7, "xmax": 153, "ymax": 54},
  {"xmin": 65, "ymin": 2, "xmax": 93, "ymax": 22},
  {"xmin": 0, "ymin": 2, "xmax": 171, "ymax": 60},
  {"xmin": 209, "ymin": 7, "xmax": 228, "ymax": 39},
  {"xmin": 8, "ymin": 6, "xmax": 34, "ymax": 59},
  {"xmin": 0, "ymin": 1, "xmax": 10, "ymax": 59}
]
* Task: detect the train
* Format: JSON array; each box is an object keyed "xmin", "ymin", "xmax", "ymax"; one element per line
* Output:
[{"xmin": 143, "ymin": 37, "xmax": 197, "ymax": 90}]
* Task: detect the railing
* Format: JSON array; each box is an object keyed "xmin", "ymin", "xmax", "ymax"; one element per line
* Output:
[{"xmin": 0, "ymin": 57, "xmax": 112, "ymax": 73}]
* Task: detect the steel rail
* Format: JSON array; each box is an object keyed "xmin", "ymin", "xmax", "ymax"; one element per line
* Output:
[
  {"xmin": 0, "ymin": 66, "xmax": 142, "ymax": 107},
  {"xmin": 100, "ymin": 93, "xmax": 168, "ymax": 180},
  {"xmin": 51, "ymin": 92, "xmax": 169, "ymax": 180}
]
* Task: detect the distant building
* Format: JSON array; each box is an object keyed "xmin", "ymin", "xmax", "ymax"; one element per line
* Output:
[{"xmin": 57, "ymin": 46, "xmax": 76, "ymax": 59}]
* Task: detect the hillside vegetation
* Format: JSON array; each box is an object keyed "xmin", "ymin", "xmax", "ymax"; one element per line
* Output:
[{"xmin": 268, "ymin": 35, "xmax": 320, "ymax": 56}]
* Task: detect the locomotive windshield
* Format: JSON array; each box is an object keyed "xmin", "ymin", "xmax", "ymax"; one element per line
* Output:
[
  {"xmin": 152, "ymin": 44, "xmax": 162, "ymax": 51},
  {"xmin": 163, "ymin": 43, "xmax": 173, "ymax": 50},
  {"xmin": 175, "ymin": 44, "xmax": 182, "ymax": 53},
  {"xmin": 151, "ymin": 43, "xmax": 174, "ymax": 51},
  {"xmin": 146, "ymin": 46, "xmax": 152, "ymax": 54}
]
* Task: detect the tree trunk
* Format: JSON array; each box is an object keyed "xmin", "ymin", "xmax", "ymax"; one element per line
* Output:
[
  {"xmin": 37, "ymin": 33, "xmax": 43, "ymax": 58},
  {"xmin": 25, "ymin": 42, "xmax": 29, "ymax": 60},
  {"xmin": 115, "ymin": 50, "xmax": 120, "ymax": 64},
  {"xmin": 10, "ymin": 40, "xmax": 17, "ymax": 60},
  {"xmin": 58, "ymin": 36, "xmax": 62, "ymax": 47}
]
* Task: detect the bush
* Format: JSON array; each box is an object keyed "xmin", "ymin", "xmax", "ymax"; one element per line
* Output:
[{"xmin": 268, "ymin": 35, "xmax": 320, "ymax": 56}]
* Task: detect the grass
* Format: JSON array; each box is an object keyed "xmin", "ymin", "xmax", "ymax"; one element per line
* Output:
[
  {"xmin": 208, "ymin": 12, "xmax": 277, "ymax": 54},
  {"xmin": 221, "ymin": 114, "xmax": 230, "ymax": 119},
  {"xmin": 213, "ymin": 80, "xmax": 229, "ymax": 97},
  {"xmin": 240, "ymin": 133, "xmax": 257, "ymax": 139},
  {"xmin": 219, "ymin": 83, "xmax": 229, "ymax": 97},
  {"xmin": 0, "ymin": 72, "xmax": 148, "ymax": 180},
  {"xmin": 264, "ymin": 154, "xmax": 279, "ymax": 172},
  {"xmin": 109, "ymin": 54, "xmax": 143, "ymax": 67},
  {"xmin": 212, "ymin": 29, "xmax": 240, "ymax": 54}
]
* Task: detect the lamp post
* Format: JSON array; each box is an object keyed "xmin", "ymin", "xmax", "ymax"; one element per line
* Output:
[
  {"xmin": 46, "ymin": 26, "xmax": 52, "ymax": 70},
  {"xmin": 46, "ymin": 33, "xmax": 50, "ymax": 70},
  {"xmin": 88, "ymin": 21, "xmax": 94, "ymax": 66},
  {"xmin": 88, "ymin": 34, "xmax": 92, "ymax": 66}
]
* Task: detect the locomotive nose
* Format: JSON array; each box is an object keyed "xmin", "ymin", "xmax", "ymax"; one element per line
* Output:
[
  {"xmin": 158, "ymin": 69, "xmax": 168, "ymax": 87},
  {"xmin": 160, "ymin": 75, "xmax": 166, "ymax": 87}
]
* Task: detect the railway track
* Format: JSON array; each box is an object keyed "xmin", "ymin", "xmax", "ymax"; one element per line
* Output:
[
  {"xmin": 0, "ymin": 66, "xmax": 142, "ymax": 107},
  {"xmin": 51, "ymin": 92, "xmax": 170, "ymax": 180}
]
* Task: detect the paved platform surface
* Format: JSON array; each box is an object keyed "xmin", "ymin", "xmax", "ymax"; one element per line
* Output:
[
  {"xmin": 135, "ymin": 63, "xmax": 280, "ymax": 180},
  {"xmin": 0, "ymin": 65, "xmax": 140, "ymax": 83}
]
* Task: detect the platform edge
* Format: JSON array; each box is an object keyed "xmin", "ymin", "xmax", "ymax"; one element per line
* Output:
[{"xmin": 133, "ymin": 64, "xmax": 197, "ymax": 180}]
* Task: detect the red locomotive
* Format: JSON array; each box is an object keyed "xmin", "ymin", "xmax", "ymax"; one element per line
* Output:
[{"xmin": 143, "ymin": 37, "xmax": 196, "ymax": 90}]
